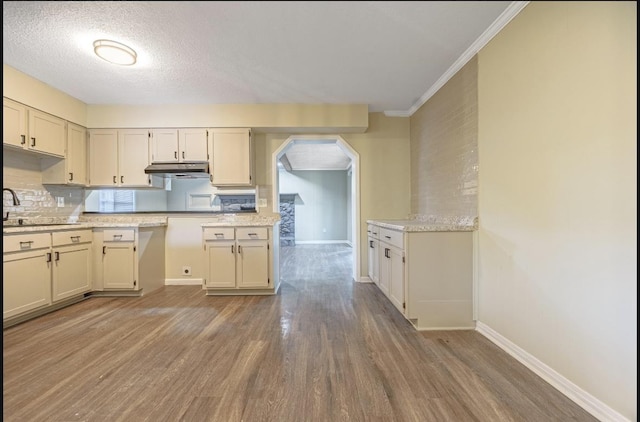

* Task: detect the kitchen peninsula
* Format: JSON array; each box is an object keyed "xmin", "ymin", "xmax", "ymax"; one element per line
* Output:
[{"xmin": 367, "ymin": 217, "xmax": 476, "ymax": 330}]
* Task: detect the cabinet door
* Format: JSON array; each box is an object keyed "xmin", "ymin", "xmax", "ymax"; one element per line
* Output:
[
  {"xmin": 150, "ymin": 129, "xmax": 179, "ymax": 163},
  {"xmin": 118, "ymin": 129, "xmax": 151, "ymax": 186},
  {"xmin": 89, "ymin": 129, "xmax": 119, "ymax": 186},
  {"xmin": 368, "ymin": 237, "xmax": 379, "ymax": 285},
  {"xmin": 27, "ymin": 108, "xmax": 65, "ymax": 157},
  {"xmin": 237, "ymin": 240, "xmax": 269, "ymax": 288},
  {"xmin": 205, "ymin": 241, "xmax": 236, "ymax": 288},
  {"xmin": 103, "ymin": 243, "xmax": 136, "ymax": 289},
  {"xmin": 378, "ymin": 245, "xmax": 390, "ymax": 297},
  {"xmin": 52, "ymin": 243, "xmax": 92, "ymax": 302},
  {"xmin": 3, "ymin": 98, "xmax": 27, "ymax": 148},
  {"xmin": 3, "ymin": 249, "xmax": 52, "ymax": 319},
  {"xmin": 387, "ymin": 245, "xmax": 405, "ymax": 314},
  {"xmin": 209, "ymin": 128, "xmax": 252, "ymax": 186},
  {"xmin": 66, "ymin": 123, "xmax": 88, "ymax": 185},
  {"xmin": 179, "ymin": 128, "xmax": 209, "ymax": 162}
]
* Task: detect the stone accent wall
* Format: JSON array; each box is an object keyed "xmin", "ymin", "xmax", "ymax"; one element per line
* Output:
[
  {"xmin": 279, "ymin": 194, "xmax": 296, "ymax": 246},
  {"xmin": 218, "ymin": 195, "xmax": 255, "ymax": 212}
]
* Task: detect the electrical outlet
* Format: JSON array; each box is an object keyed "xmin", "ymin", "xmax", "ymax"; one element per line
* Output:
[
  {"xmin": 182, "ymin": 266, "xmax": 192, "ymax": 276},
  {"xmin": 56, "ymin": 197, "xmax": 64, "ymax": 207}
]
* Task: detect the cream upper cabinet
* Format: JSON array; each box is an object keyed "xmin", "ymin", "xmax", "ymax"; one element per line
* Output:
[
  {"xmin": 42, "ymin": 123, "xmax": 88, "ymax": 186},
  {"xmin": 3, "ymin": 97, "xmax": 65, "ymax": 157},
  {"xmin": 65, "ymin": 123, "xmax": 88, "ymax": 185},
  {"xmin": 118, "ymin": 129, "xmax": 153, "ymax": 187},
  {"xmin": 89, "ymin": 129, "xmax": 162, "ymax": 188},
  {"xmin": 3, "ymin": 98, "xmax": 27, "ymax": 148},
  {"xmin": 88, "ymin": 129, "xmax": 118, "ymax": 186},
  {"xmin": 209, "ymin": 128, "xmax": 253, "ymax": 186},
  {"xmin": 150, "ymin": 128, "xmax": 208, "ymax": 163}
]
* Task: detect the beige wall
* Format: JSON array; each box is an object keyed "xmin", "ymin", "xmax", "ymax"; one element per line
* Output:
[
  {"xmin": 3, "ymin": 64, "xmax": 87, "ymax": 126},
  {"xmin": 477, "ymin": 2, "xmax": 636, "ymax": 420},
  {"xmin": 410, "ymin": 56, "xmax": 478, "ymax": 220}
]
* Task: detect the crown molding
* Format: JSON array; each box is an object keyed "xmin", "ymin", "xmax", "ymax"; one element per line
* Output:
[{"xmin": 383, "ymin": 1, "xmax": 530, "ymax": 118}]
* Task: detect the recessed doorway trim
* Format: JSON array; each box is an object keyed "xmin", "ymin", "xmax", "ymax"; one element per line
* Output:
[{"xmin": 272, "ymin": 135, "xmax": 361, "ymax": 283}]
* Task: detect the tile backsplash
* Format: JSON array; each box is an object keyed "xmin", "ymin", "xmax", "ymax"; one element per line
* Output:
[{"xmin": 2, "ymin": 148, "xmax": 84, "ymax": 223}]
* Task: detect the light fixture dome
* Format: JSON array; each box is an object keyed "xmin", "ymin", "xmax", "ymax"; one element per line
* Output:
[{"xmin": 93, "ymin": 39, "xmax": 137, "ymax": 66}]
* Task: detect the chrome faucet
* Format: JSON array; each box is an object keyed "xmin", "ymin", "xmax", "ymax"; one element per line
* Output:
[{"xmin": 3, "ymin": 188, "xmax": 21, "ymax": 221}]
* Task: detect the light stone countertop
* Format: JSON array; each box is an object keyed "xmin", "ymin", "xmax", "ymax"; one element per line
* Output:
[
  {"xmin": 3, "ymin": 215, "xmax": 168, "ymax": 234},
  {"xmin": 201, "ymin": 214, "xmax": 281, "ymax": 227},
  {"xmin": 367, "ymin": 217, "xmax": 477, "ymax": 232}
]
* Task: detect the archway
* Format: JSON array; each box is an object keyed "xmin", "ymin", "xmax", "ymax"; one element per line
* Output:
[{"xmin": 272, "ymin": 135, "xmax": 360, "ymax": 282}]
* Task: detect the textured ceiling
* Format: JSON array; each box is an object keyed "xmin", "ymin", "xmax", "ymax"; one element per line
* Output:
[
  {"xmin": 281, "ymin": 143, "xmax": 352, "ymax": 171},
  {"xmin": 2, "ymin": 1, "xmax": 520, "ymax": 115}
]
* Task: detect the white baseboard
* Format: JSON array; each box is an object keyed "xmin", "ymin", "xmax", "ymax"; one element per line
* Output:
[
  {"xmin": 358, "ymin": 276, "xmax": 373, "ymax": 283},
  {"xmin": 475, "ymin": 321, "xmax": 629, "ymax": 422},
  {"xmin": 165, "ymin": 278, "xmax": 203, "ymax": 286}
]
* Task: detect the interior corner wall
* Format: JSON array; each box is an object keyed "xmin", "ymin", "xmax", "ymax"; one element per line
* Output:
[
  {"xmin": 278, "ymin": 170, "xmax": 348, "ymax": 242},
  {"xmin": 409, "ymin": 56, "xmax": 478, "ymax": 220},
  {"xmin": 477, "ymin": 2, "xmax": 636, "ymax": 420}
]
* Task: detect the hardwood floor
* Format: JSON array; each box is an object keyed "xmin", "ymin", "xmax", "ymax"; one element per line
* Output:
[{"xmin": 3, "ymin": 244, "xmax": 597, "ymax": 421}]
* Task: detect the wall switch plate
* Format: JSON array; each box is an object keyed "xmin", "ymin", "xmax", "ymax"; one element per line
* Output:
[{"xmin": 56, "ymin": 197, "xmax": 64, "ymax": 207}]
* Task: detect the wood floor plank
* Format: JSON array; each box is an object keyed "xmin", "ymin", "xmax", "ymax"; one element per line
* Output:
[{"xmin": 3, "ymin": 244, "xmax": 598, "ymax": 421}]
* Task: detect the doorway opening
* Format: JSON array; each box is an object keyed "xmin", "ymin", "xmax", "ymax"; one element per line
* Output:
[{"xmin": 272, "ymin": 136, "xmax": 360, "ymax": 283}]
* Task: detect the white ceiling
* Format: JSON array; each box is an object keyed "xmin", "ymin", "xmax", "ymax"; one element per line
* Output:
[{"xmin": 3, "ymin": 1, "xmax": 524, "ymax": 170}]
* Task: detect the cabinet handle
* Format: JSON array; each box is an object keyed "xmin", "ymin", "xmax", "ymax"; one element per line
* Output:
[
  {"xmin": 46, "ymin": 252, "xmax": 52, "ymax": 263},
  {"xmin": 30, "ymin": 137, "xmax": 36, "ymax": 147},
  {"xmin": 369, "ymin": 240, "xmax": 373, "ymax": 248},
  {"xmin": 113, "ymin": 234, "xmax": 122, "ymax": 240},
  {"xmin": 120, "ymin": 176, "xmax": 124, "ymax": 184},
  {"xmin": 182, "ymin": 151, "xmax": 185, "ymax": 159},
  {"xmin": 231, "ymin": 245, "xmax": 234, "ymax": 253},
  {"xmin": 238, "ymin": 245, "xmax": 242, "ymax": 254},
  {"xmin": 103, "ymin": 246, "xmax": 106, "ymax": 254},
  {"xmin": 69, "ymin": 172, "xmax": 74, "ymax": 181},
  {"xmin": 19, "ymin": 241, "xmax": 34, "ymax": 248},
  {"xmin": 385, "ymin": 235, "xmax": 391, "ymax": 239},
  {"xmin": 70, "ymin": 236, "xmax": 80, "ymax": 242},
  {"xmin": 174, "ymin": 151, "xmax": 178, "ymax": 159},
  {"xmin": 113, "ymin": 176, "xmax": 117, "ymax": 184},
  {"xmin": 20, "ymin": 135, "xmax": 26, "ymax": 145},
  {"xmin": 55, "ymin": 251, "xmax": 60, "ymax": 261}
]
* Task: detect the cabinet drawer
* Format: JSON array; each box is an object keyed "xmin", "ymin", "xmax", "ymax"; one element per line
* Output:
[
  {"xmin": 203, "ymin": 227, "xmax": 235, "ymax": 240},
  {"xmin": 103, "ymin": 229, "xmax": 135, "ymax": 242},
  {"xmin": 367, "ymin": 224, "xmax": 380, "ymax": 240},
  {"xmin": 236, "ymin": 227, "xmax": 268, "ymax": 240},
  {"xmin": 3, "ymin": 232, "xmax": 51, "ymax": 253},
  {"xmin": 379, "ymin": 228, "xmax": 404, "ymax": 249},
  {"xmin": 52, "ymin": 229, "xmax": 92, "ymax": 247}
]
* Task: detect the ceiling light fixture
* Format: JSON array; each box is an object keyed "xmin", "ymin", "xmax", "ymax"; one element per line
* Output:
[{"xmin": 93, "ymin": 39, "xmax": 137, "ymax": 66}]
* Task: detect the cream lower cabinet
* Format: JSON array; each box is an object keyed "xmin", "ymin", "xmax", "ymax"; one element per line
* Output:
[
  {"xmin": 92, "ymin": 226, "xmax": 166, "ymax": 295},
  {"xmin": 367, "ymin": 224, "xmax": 380, "ymax": 286},
  {"xmin": 52, "ymin": 229, "xmax": 92, "ymax": 302},
  {"xmin": 203, "ymin": 226, "xmax": 271, "ymax": 293},
  {"xmin": 3, "ymin": 232, "xmax": 52, "ymax": 320},
  {"xmin": 368, "ymin": 222, "xmax": 474, "ymax": 330}
]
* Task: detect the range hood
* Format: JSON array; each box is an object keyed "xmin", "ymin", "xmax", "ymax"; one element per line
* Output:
[{"xmin": 144, "ymin": 162, "xmax": 210, "ymax": 178}]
